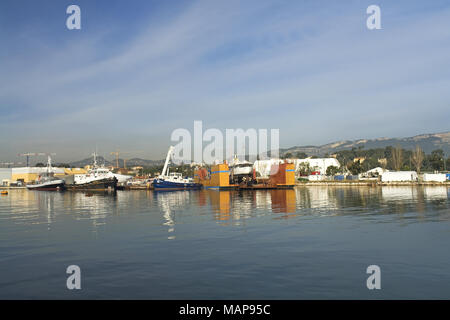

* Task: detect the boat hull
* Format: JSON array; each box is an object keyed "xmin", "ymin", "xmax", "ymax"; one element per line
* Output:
[
  {"xmin": 66, "ymin": 178, "xmax": 118, "ymax": 191},
  {"xmin": 26, "ymin": 181, "xmax": 65, "ymax": 191},
  {"xmin": 153, "ymin": 179, "xmax": 202, "ymax": 190},
  {"xmin": 231, "ymin": 167, "xmax": 253, "ymax": 176}
]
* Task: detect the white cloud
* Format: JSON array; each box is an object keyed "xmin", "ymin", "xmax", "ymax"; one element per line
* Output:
[{"xmin": 1, "ymin": 0, "xmax": 450, "ymax": 161}]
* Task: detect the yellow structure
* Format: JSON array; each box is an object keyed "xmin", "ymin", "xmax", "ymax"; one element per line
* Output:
[
  {"xmin": 11, "ymin": 167, "xmax": 87, "ymax": 184},
  {"xmin": 353, "ymin": 157, "xmax": 366, "ymax": 163},
  {"xmin": 11, "ymin": 173, "xmax": 35, "ymax": 183},
  {"xmin": 268, "ymin": 162, "xmax": 296, "ymax": 187},
  {"xmin": 194, "ymin": 163, "xmax": 236, "ymax": 189},
  {"xmin": 283, "ymin": 163, "xmax": 296, "ymax": 186},
  {"xmin": 63, "ymin": 168, "xmax": 87, "ymax": 175}
]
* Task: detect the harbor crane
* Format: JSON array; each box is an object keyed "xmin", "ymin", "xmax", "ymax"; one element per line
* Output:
[
  {"xmin": 18, "ymin": 153, "xmax": 56, "ymax": 167},
  {"xmin": 110, "ymin": 150, "xmax": 141, "ymax": 169},
  {"xmin": 110, "ymin": 150, "xmax": 120, "ymax": 168}
]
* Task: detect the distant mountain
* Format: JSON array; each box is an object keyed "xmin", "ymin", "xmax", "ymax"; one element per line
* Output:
[
  {"xmin": 64, "ymin": 132, "xmax": 449, "ymax": 168},
  {"xmin": 68, "ymin": 156, "xmax": 112, "ymax": 168},
  {"xmin": 122, "ymin": 158, "xmax": 165, "ymax": 167},
  {"xmin": 281, "ymin": 132, "xmax": 450, "ymax": 157},
  {"xmin": 68, "ymin": 156, "xmax": 164, "ymax": 168}
]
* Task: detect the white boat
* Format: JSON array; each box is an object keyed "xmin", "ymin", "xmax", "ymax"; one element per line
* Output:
[
  {"xmin": 229, "ymin": 155, "xmax": 253, "ymax": 176},
  {"xmin": 113, "ymin": 173, "xmax": 133, "ymax": 183},
  {"xmin": 26, "ymin": 156, "xmax": 65, "ymax": 191},
  {"xmin": 67, "ymin": 153, "xmax": 118, "ymax": 190},
  {"xmin": 153, "ymin": 146, "xmax": 202, "ymax": 190}
]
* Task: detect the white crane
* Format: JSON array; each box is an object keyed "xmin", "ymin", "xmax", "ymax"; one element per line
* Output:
[{"xmin": 160, "ymin": 146, "xmax": 174, "ymax": 178}]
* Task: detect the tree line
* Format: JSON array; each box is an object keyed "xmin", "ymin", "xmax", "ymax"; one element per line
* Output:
[{"xmin": 336, "ymin": 146, "xmax": 448, "ymax": 175}]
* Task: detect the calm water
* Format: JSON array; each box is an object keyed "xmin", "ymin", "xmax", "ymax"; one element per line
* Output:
[{"xmin": 0, "ymin": 186, "xmax": 449, "ymax": 299}]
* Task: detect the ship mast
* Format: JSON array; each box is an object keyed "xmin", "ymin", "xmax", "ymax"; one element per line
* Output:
[
  {"xmin": 46, "ymin": 155, "xmax": 53, "ymax": 174},
  {"xmin": 92, "ymin": 152, "xmax": 98, "ymax": 168}
]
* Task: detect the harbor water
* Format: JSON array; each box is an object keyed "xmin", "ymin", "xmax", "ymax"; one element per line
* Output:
[{"xmin": 0, "ymin": 186, "xmax": 449, "ymax": 299}]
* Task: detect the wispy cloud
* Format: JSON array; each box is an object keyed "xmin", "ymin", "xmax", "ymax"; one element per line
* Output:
[{"xmin": 1, "ymin": 0, "xmax": 450, "ymax": 161}]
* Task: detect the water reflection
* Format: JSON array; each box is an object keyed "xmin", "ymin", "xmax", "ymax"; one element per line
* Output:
[
  {"xmin": 1, "ymin": 186, "xmax": 448, "ymax": 235},
  {"xmin": 423, "ymin": 186, "xmax": 448, "ymax": 200},
  {"xmin": 0, "ymin": 190, "xmax": 118, "ymax": 233},
  {"xmin": 154, "ymin": 191, "xmax": 192, "ymax": 239}
]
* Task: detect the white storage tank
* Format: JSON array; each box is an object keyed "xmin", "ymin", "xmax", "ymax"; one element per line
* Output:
[
  {"xmin": 381, "ymin": 171, "xmax": 418, "ymax": 182},
  {"xmin": 422, "ymin": 173, "xmax": 446, "ymax": 182}
]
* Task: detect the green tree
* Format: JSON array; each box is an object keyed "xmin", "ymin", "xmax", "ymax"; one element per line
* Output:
[
  {"xmin": 326, "ymin": 165, "xmax": 339, "ymax": 176},
  {"xmin": 347, "ymin": 160, "xmax": 364, "ymax": 175},
  {"xmin": 429, "ymin": 149, "xmax": 445, "ymax": 171},
  {"xmin": 297, "ymin": 162, "xmax": 312, "ymax": 176},
  {"xmin": 56, "ymin": 163, "xmax": 71, "ymax": 168},
  {"xmin": 295, "ymin": 152, "xmax": 308, "ymax": 159}
]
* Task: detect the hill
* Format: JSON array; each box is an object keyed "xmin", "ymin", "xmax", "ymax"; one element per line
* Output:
[
  {"xmin": 281, "ymin": 132, "xmax": 450, "ymax": 157},
  {"xmin": 64, "ymin": 132, "xmax": 449, "ymax": 168},
  {"xmin": 68, "ymin": 157, "xmax": 164, "ymax": 168}
]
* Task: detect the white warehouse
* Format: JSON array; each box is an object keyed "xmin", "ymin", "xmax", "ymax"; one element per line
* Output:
[
  {"xmin": 381, "ymin": 171, "xmax": 418, "ymax": 182},
  {"xmin": 253, "ymin": 158, "xmax": 340, "ymax": 178},
  {"xmin": 294, "ymin": 158, "xmax": 341, "ymax": 175},
  {"xmin": 422, "ymin": 173, "xmax": 446, "ymax": 182}
]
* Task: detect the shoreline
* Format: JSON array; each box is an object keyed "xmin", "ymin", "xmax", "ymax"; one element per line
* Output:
[
  {"xmin": 296, "ymin": 181, "xmax": 450, "ymax": 186},
  {"xmin": 1, "ymin": 183, "xmax": 450, "ymax": 190}
]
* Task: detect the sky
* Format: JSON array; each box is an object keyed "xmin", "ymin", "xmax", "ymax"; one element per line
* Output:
[{"xmin": 1, "ymin": 0, "xmax": 449, "ymax": 163}]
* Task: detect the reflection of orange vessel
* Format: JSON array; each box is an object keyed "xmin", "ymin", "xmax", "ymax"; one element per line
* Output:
[
  {"xmin": 271, "ymin": 189, "xmax": 296, "ymax": 213},
  {"xmin": 208, "ymin": 190, "xmax": 231, "ymax": 216},
  {"xmin": 194, "ymin": 163, "xmax": 238, "ymax": 190}
]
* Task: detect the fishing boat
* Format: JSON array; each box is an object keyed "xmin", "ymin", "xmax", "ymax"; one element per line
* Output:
[
  {"xmin": 153, "ymin": 146, "xmax": 202, "ymax": 190},
  {"xmin": 26, "ymin": 156, "xmax": 65, "ymax": 191},
  {"xmin": 66, "ymin": 153, "xmax": 118, "ymax": 191}
]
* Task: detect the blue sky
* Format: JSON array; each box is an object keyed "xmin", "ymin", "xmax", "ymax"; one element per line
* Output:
[{"xmin": 1, "ymin": 0, "xmax": 449, "ymax": 162}]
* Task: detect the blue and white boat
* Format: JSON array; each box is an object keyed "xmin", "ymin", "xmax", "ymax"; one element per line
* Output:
[{"xmin": 153, "ymin": 146, "xmax": 202, "ymax": 190}]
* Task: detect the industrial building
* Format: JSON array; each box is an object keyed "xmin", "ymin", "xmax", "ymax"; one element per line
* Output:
[
  {"xmin": 0, "ymin": 168, "xmax": 12, "ymax": 186},
  {"xmin": 381, "ymin": 171, "xmax": 418, "ymax": 182},
  {"xmin": 4, "ymin": 167, "xmax": 88, "ymax": 184},
  {"xmin": 422, "ymin": 173, "xmax": 446, "ymax": 182},
  {"xmin": 11, "ymin": 167, "xmax": 65, "ymax": 184},
  {"xmin": 253, "ymin": 158, "xmax": 341, "ymax": 178}
]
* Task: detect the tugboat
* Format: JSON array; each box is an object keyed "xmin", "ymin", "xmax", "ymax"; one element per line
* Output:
[
  {"xmin": 153, "ymin": 146, "xmax": 202, "ymax": 190},
  {"xmin": 66, "ymin": 153, "xmax": 118, "ymax": 191},
  {"xmin": 26, "ymin": 156, "xmax": 65, "ymax": 191}
]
